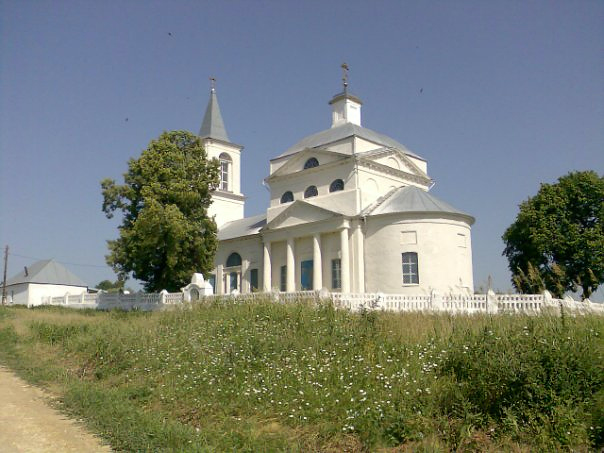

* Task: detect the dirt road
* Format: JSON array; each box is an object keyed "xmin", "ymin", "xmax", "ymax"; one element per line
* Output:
[{"xmin": 0, "ymin": 367, "xmax": 112, "ymax": 453}]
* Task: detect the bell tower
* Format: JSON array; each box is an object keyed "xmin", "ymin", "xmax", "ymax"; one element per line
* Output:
[{"xmin": 199, "ymin": 78, "xmax": 245, "ymax": 227}]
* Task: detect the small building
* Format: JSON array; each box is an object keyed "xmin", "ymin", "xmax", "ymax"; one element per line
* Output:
[
  {"xmin": 201, "ymin": 73, "xmax": 475, "ymax": 296},
  {"xmin": 3, "ymin": 259, "xmax": 88, "ymax": 306}
]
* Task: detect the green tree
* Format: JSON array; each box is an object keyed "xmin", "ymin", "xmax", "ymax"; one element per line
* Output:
[
  {"xmin": 95, "ymin": 279, "xmax": 124, "ymax": 292},
  {"xmin": 101, "ymin": 130, "xmax": 220, "ymax": 292},
  {"xmin": 503, "ymin": 171, "xmax": 604, "ymax": 299}
]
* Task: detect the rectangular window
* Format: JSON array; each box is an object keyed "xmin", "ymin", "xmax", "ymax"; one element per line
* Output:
[
  {"xmin": 229, "ymin": 272, "xmax": 238, "ymax": 291},
  {"xmin": 402, "ymin": 252, "xmax": 419, "ymax": 284},
  {"xmin": 331, "ymin": 259, "xmax": 341, "ymax": 289},
  {"xmin": 301, "ymin": 260, "xmax": 313, "ymax": 290},
  {"xmin": 208, "ymin": 275, "xmax": 216, "ymax": 294},
  {"xmin": 250, "ymin": 268, "xmax": 258, "ymax": 292},
  {"xmin": 220, "ymin": 160, "xmax": 229, "ymax": 191},
  {"xmin": 280, "ymin": 265, "xmax": 287, "ymax": 292}
]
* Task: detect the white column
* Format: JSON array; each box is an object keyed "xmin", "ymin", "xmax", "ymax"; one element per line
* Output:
[
  {"xmin": 353, "ymin": 222, "xmax": 365, "ymax": 292},
  {"xmin": 263, "ymin": 241, "xmax": 271, "ymax": 292},
  {"xmin": 340, "ymin": 228, "xmax": 350, "ymax": 293},
  {"xmin": 216, "ymin": 265, "xmax": 224, "ymax": 295},
  {"xmin": 312, "ymin": 233, "xmax": 323, "ymax": 290},
  {"xmin": 286, "ymin": 237, "xmax": 295, "ymax": 292},
  {"xmin": 241, "ymin": 258, "xmax": 250, "ymax": 293}
]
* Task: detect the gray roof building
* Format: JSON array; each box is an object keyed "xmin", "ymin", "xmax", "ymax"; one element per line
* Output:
[
  {"xmin": 5, "ymin": 259, "xmax": 88, "ymax": 288},
  {"xmin": 367, "ymin": 185, "xmax": 475, "ymax": 223},
  {"xmin": 218, "ymin": 213, "xmax": 267, "ymax": 241}
]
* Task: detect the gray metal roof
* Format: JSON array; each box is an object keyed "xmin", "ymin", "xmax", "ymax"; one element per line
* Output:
[
  {"xmin": 274, "ymin": 122, "xmax": 424, "ymax": 161},
  {"xmin": 367, "ymin": 186, "xmax": 475, "ymax": 223},
  {"xmin": 199, "ymin": 89, "xmax": 230, "ymax": 142},
  {"xmin": 218, "ymin": 213, "xmax": 267, "ymax": 241},
  {"xmin": 5, "ymin": 259, "xmax": 88, "ymax": 287}
]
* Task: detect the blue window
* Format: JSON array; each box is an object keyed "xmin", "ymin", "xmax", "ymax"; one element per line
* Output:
[
  {"xmin": 330, "ymin": 179, "xmax": 344, "ymax": 192},
  {"xmin": 301, "ymin": 260, "xmax": 313, "ymax": 290},
  {"xmin": 304, "ymin": 157, "xmax": 319, "ymax": 169},
  {"xmin": 331, "ymin": 259, "xmax": 341, "ymax": 289},
  {"xmin": 304, "ymin": 185, "xmax": 318, "ymax": 198},
  {"xmin": 250, "ymin": 268, "xmax": 259, "ymax": 292},
  {"xmin": 226, "ymin": 252, "xmax": 242, "ymax": 267},
  {"xmin": 281, "ymin": 191, "xmax": 294, "ymax": 204},
  {"xmin": 229, "ymin": 272, "xmax": 238, "ymax": 291},
  {"xmin": 280, "ymin": 265, "xmax": 287, "ymax": 291}
]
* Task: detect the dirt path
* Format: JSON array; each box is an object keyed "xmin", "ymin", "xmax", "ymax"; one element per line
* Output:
[{"xmin": 0, "ymin": 367, "xmax": 112, "ymax": 453}]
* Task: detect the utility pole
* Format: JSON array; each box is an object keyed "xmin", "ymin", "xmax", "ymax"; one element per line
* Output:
[{"xmin": 2, "ymin": 245, "xmax": 8, "ymax": 305}]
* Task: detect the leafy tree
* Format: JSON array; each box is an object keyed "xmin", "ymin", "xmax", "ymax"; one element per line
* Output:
[
  {"xmin": 101, "ymin": 131, "xmax": 220, "ymax": 292},
  {"xmin": 503, "ymin": 171, "xmax": 604, "ymax": 299},
  {"xmin": 95, "ymin": 279, "xmax": 124, "ymax": 292}
]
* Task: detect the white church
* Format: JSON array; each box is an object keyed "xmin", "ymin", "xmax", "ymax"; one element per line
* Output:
[{"xmin": 199, "ymin": 73, "xmax": 475, "ymax": 296}]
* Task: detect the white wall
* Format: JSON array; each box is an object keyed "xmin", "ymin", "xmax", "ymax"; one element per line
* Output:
[
  {"xmin": 268, "ymin": 160, "xmax": 355, "ymax": 208},
  {"xmin": 357, "ymin": 167, "xmax": 428, "ymax": 210},
  {"xmin": 204, "ymin": 139, "xmax": 243, "ymax": 194},
  {"xmin": 7, "ymin": 283, "xmax": 87, "ymax": 306},
  {"xmin": 364, "ymin": 214, "xmax": 473, "ymax": 295},
  {"xmin": 209, "ymin": 193, "xmax": 245, "ymax": 228},
  {"xmin": 215, "ymin": 236, "xmax": 263, "ymax": 293}
]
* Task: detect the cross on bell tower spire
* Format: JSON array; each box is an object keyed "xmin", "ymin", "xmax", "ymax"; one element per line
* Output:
[{"xmin": 199, "ymin": 76, "xmax": 229, "ymax": 141}]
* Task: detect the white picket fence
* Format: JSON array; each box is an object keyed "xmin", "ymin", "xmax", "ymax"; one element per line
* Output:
[
  {"xmin": 42, "ymin": 290, "xmax": 184, "ymax": 311},
  {"xmin": 40, "ymin": 288, "xmax": 604, "ymax": 315}
]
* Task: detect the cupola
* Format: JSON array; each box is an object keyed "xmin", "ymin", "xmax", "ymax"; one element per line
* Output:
[{"xmin": 329, "ymin": 63, "xmax": 362, "ymax": 127}]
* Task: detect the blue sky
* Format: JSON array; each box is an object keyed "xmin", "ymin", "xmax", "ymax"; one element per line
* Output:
[{"xmin": 1, "ymin": 0, "xmax": 603, "ymax": 298}]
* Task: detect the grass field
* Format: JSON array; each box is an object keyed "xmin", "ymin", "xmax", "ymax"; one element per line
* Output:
[{"xmin": 0, "ymin": 300, "xmax": 602, "ymax": 452}]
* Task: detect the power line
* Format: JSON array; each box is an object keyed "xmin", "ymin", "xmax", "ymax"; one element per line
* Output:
[{"xmin": 8, "ymin": 252, "xmax": 111, "ymax": 269}]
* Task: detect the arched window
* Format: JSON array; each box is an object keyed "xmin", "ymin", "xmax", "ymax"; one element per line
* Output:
[
  {"xmin": 280, "ymin": 191, "xmax": 294, "ymax": 203},
  {"xmin": 329, "ymin": 179, "xmax": 344, "ymax": 192},
  {"xmin": 303, "ymin": 157, "xmax": 319, "ymax": 169},
  {"xmin": 226, "ymin": 252, "xmax": 242, "ymax": 267},
  {"xmin": 219, "ymin": 153, "xmax": 231, "ymax": 191},
  {"xmin": 304, "ymin": 185, "xmax": 318, "ymax": 198}
]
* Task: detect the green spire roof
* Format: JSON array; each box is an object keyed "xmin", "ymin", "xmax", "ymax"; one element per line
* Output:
[{"xmin": 199, "ymin": 88, "xmax": 230, "ymax": 142}]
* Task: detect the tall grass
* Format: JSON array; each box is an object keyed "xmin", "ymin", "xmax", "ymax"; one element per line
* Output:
[{"xmin": 0, "ymin": 300, "xmax": 602, "ymax": 451}]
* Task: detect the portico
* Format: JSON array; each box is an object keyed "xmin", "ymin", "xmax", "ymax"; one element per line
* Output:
[{"xmin": 261, "ymin": 214, "xmax": 355, "ymax": 293}]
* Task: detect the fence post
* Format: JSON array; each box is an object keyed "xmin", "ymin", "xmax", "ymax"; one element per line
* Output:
[
  {"xmin": 542, "ymin": 290, "xmax": 554, "ymax": 313},
  {"xmin": 486, "ymin": 289, "xmax": 498, "ymax": 314},
  {"xmin": 318, "ymin": 287, "xmax": 331, "ymax": 302},
  {"xmin": 430, "ymin": 290, "xmax": 443, "ymax": 312}
]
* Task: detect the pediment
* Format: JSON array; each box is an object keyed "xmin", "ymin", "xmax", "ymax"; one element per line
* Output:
[
  {"xmin": 359, "ymin": 148, "xmax": 429, "ymax": 180},
  {"xmin": 264, "ymin": 201, "xmax": 341, "ymax": 230},
  {"xmin": 268, "ymin": 148, "xmax": 348, "ymax": 179}
]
